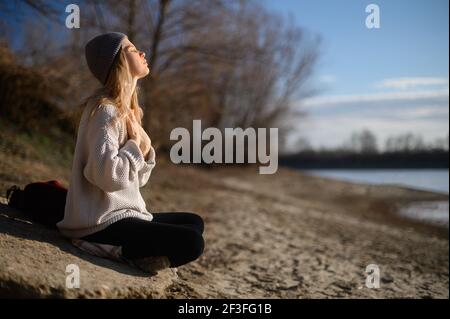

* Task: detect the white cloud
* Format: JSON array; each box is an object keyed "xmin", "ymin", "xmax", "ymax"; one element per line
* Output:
[
  {"xmin": 317, "ymin": 74, "xmax": 336, "ymax": 84},
  {"xmin": 309, "ymin": 103, "xmax": 449, "ymax": 120},
  {"xmin": 387, "ymin": 105, "xmax": 449, "ymax": 119},
  {"xmin": 374, "ymin": 77, "xmax": 449, "ymax": 90},
  {"xmin": 300, "ymin": 88, "xmax": 449, "ymax": 108}
]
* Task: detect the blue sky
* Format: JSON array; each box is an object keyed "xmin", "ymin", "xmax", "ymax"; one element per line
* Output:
[{"xmin": 263, "ymin": 0, "xmax": 449, "ymax": 150}]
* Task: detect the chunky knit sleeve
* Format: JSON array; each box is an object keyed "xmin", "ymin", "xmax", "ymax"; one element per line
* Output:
[
  {"xmin": 83, "ymin": 104, "xmax": 147, "ymax": 192},
  {"xmin": 138, "ymin": 145, "xmax": 156, "ymax": 187}
]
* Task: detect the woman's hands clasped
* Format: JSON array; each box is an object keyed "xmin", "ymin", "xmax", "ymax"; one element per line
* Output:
[{"xmin": 126, "ymin": 111, "xmax": 152, "ymax": 160}]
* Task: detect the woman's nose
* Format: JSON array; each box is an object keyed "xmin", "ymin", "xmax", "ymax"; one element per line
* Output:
[{"xmin": 140, "ymin": 51, "xmax": 145, "ymax": 58}]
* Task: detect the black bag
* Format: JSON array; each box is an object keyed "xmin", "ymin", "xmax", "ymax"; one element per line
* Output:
[{"xmin": 6, "ymin": 180, "xmax": 67, "ymax": 228}]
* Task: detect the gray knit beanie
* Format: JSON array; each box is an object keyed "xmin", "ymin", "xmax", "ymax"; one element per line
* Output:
[{"xmin": 85, "ymin": 32, "xmax": 127, "ymax": 85}]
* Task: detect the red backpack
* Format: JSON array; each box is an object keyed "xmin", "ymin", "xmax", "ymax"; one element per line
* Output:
[{"xmin": 6, "ymin": 180, "xmax": 67, "ymax": 228}]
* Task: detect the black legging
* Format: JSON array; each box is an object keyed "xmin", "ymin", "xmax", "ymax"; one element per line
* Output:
[{"xmin": 80, "ymin": 212, "xmax": 205, "ymax": 267}]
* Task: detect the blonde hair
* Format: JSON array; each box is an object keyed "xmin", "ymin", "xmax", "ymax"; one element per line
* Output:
[{"xmin": 82, "ymin": 46, "xmax": 143, "ymax": 127}]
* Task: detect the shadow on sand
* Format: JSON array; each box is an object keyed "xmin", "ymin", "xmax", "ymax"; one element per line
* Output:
[{"xmin": 0, "ymin": 202, "xmax": 151, "ymax": 278}]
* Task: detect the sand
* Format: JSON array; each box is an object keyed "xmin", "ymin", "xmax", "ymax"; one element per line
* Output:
[{"xmin": 0, "ymin": 154, "xmax": 448, "ymax": 298}]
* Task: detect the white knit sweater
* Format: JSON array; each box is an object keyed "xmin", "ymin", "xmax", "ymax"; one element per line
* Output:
[{"xmin": 57, "ymin": 101, "xmax": 156, "ymax": 238}]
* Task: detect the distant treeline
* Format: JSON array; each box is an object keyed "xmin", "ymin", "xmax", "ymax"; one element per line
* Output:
[{"xmin": 279, "ymin": 150, "xmax": 449, "ymax": 169}]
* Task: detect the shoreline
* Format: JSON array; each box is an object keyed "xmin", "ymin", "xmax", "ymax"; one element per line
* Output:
[
  {"xmin": 194, "ymin": 162, "xmax": 449, "ymax": 238},
  {"xmin": 296, "ymin": 168, "xmax": 449, "ymax": 239},
  {"xmin": 294, "ymin": 168, "xmax": 449, "ymax": 233},
  {"xmin": 301, "ymin": 168, "xmax": 449, "ymax": 196}
]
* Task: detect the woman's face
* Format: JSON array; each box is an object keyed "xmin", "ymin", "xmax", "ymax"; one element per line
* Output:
[{"xmin": 121, "ymin": 37, "xmax": 149, "ymax": 79}]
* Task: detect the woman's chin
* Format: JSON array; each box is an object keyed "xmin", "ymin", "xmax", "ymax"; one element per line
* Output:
[{"xmin": 138, "ymin": 70, "xmax": 150, "ymax": 79}]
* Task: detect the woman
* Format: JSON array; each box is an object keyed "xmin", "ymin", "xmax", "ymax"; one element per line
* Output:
[{"xmin": 57, "ymin": 32, "xmax": 205, "ymax": 273}]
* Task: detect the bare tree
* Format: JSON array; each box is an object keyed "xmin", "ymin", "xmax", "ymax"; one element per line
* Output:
[
  {"xmin": 345, "ymin": 130, "xmax": 378, "ymax": 154},
  {"xmin": 3, "ymin": 0, "xmax": 320, "ymax": 155},
  {"xmin": 385, "ymin": 133, "xmax": 449, "ymax": 152},
  {"xmin": 136, "ymin": 0, "xmax": 320, "ymax": 151}
]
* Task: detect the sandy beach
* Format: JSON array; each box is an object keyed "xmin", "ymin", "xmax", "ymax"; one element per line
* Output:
[{"xmin": 0, "ymin": 150, "xmax": 448, "ymax": 298}]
